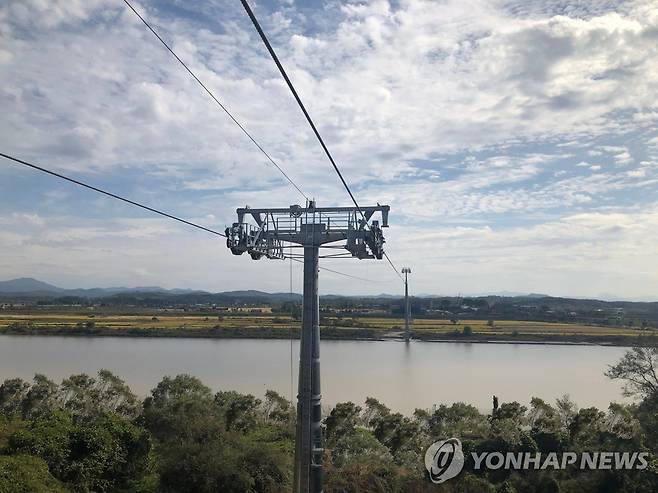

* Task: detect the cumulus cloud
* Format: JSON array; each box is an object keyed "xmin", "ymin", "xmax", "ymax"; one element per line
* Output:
[{"xmin": 1, "ymin": 0, "xmax": 657, "ymax": 296}]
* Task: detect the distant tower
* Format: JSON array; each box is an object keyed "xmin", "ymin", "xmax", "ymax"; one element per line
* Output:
[{"xmin": 402, "ymin": 267, "xmax": 411, "ymax": 342}]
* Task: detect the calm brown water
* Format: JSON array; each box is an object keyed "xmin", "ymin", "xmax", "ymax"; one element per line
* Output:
[{"xmin": 0, "ymin": 336, "xmax": 629, "ymax": 413}]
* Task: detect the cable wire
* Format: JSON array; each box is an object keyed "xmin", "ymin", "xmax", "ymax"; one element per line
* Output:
[
  {"xmin": 239, "ymin": 0, "xmax": 358, "ymax": 214},
  {"xmin": 2, "ymin": 152, "xmax": 382, "ymax": 283},
  {"xmin": 121, "ymin": 0, "xmax": 308, "ymax": 201},
  {"xmin": 0, "ymin": 152, "xmax": 226, "ymax": 238},
  {"xmin": 239, "ymin": 0, "xmax": 403, "ymax": 281},
  {"xmin": 319, "ymin": 264, "xmax": 377, "ymax": 282},
  {"xmin": 290, "ymin": 258, "xmax": 379, "ymax": 283}
]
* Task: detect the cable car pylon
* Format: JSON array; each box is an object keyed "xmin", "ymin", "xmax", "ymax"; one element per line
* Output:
[{"xmin": 226, "ymin": 200, "xmax": 390, "ymax": 493}]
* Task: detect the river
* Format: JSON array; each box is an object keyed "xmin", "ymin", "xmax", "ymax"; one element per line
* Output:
[{"xmin": 0, "ymin": 336, "xmax": 630, "ymax": 414}]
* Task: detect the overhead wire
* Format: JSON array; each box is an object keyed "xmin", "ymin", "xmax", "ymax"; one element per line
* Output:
[
  {"xmin": 0, "ymin": 152, "xmax": 226, "ymax": 238},
  {"xmin": 2, "ymin": 151, "xmax": 376, "ymax": 283},
  {"xmin": 4, "ymin": 1, "xmax": 393, "ymax": 285},
  {"xmin": 121, "ymin": 0, "xmax": 308, "ymax": 201},
  {"xmin": 238, "ymin": 0, "xmax": 404, "ymax": 281},
  {"xmin": 292, "ymin": 258, "xmax": 380, "ymax": 283},
  {"xmin": 239, "ymin": 0, "xmax": 360, "ymax": 214}
]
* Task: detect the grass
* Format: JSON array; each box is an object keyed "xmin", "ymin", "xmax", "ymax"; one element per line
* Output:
[{"xmin": 0, "ymin": 311, "xmax": 654, "ymax": 344}]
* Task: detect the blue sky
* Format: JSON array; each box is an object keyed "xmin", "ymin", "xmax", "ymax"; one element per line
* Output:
[{"xmin": 1, "ymin": 0, "xmax": 658, "ymax": 298}]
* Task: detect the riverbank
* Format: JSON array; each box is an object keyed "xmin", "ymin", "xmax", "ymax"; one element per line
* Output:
[{"xmin": 1, "ymin": 322, "xmax": 655, "ymax": 347}]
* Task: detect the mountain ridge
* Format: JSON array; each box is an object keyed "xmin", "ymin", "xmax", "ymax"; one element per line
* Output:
[{"xmin": 0, "ymin": 278, "xmax": 655, "ymax": 303}]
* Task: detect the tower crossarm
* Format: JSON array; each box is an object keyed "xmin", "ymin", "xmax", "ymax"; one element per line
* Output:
[{"xmin": 225, "ymin": 202, "xmax": 390, "ymax": 260}]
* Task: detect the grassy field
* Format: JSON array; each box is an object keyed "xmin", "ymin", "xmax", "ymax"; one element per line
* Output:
[{"xmin": 0, "ymin": 311, "xmax": 655, "ymax": 344}]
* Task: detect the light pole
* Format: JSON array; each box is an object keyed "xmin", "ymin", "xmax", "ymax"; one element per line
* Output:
[
  {"xmin": 402, "ymin": 267, "xmax": 411, "ymax": 342},
  {"xmin": 226, "ymin": 201, "xmax": 390, "ymax": 493}
]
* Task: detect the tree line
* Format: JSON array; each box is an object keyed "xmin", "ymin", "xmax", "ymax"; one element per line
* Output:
[{"xmin": 0, "ymin": 347, "xmax": 656, "ymax": 492}]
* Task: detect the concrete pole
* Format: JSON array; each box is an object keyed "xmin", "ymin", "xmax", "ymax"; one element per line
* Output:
[{"xmin": 293, "ymin": 244, "xmax": 323, "ymax": 493}]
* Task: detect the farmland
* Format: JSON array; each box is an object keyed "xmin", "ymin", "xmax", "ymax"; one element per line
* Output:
[{"xmin": 0, "ymin": 309, "xmax": 655, "ymax": 345}]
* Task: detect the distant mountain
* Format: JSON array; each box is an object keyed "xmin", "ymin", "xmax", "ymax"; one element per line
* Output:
[
  {"xmin": 0, "ymin": 278, "xmax": 204, "ymax": 298},
  {"xmin": 0, "ymin": 278, "xmax": 301, "ymax": 302},
  {"xmin": 0, "ymin": 278, "xmax": 652, "ymax": 304},
  {"xmin": 322, "ymin": 293, "xmax": 402, "ymax": 300},
  {"xmin": 0, "ymin": 278, "xmax": 64, "ymax": 293},
  {"xmin": 217, "ymin": 290, "xmax": 300, "ymax": 300}
]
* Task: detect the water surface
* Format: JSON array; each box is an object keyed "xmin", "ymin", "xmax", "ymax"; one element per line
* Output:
[{"xmin": 0, "ymin": 336, "xmax": 629, "ymax": 413}]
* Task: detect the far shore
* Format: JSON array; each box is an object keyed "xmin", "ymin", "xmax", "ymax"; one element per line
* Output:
[{"xmin": 0, "ymin": 324, "xmax": 654, "ymax": 347}]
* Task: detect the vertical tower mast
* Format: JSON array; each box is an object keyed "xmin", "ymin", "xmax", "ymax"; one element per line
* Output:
[
  {"xmin": 402, "ymin": 267, "xmax": 411, "ymax": 342},
  {"xmin": 226, "ymin": 201, "xmax": 390, "ymax": 493}
]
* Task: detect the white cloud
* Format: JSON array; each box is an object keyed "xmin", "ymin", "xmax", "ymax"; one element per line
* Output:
[{"xmin": 1, "ymin": 0, "xmax": 658, "ymax": 297}]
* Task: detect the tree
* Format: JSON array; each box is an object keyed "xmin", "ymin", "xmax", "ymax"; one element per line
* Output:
[
  {"xmin": 569, "ymin": 407, "xmax": 605, "ymax": 449},
  {"xmin": 427, "ymin": 402, "xmax": 489, "ymax": 439},
  {"xmin": 371, "ymin": 412, "xmax": 417, "ymax": 457},
  {"xmin": 605, "ymin": 402, "xmax": 640, "ymax": 440},
  {"xmin": 606, "ymin": 346, "xmax": 658, "ymax": 399},
  {"xmin": 492, "ymin": 402, "xmax": 527, "ymax": 422},
  {"xmin": 362, "ymin": 397, "xmax": 390, "ymax": 428},
  {"xmin": 263, "ymin": 390, "xmax": 293, "ymax": 425},
  {"xmin": 463, "ymin": 326, "xmax": 473, "ymax": 336},
  {"xmin": 330, "ymin": 428, "xmax": 393, "ymax": 468},
  {"xmin": 0, "ymin": 455, "xmax": 68, "ymax": 493},
  {"xmin": 325, "ymin": 402, "xmax": 362, "ymax": 446},
  {"xmin": 94, "ymin": 370, "xmax": 140, "ymax": 419},
  {"xmin": 528, "ymin": 398, "xmax": 566, "ymax": 453},
  {"xmin": 555, "ymin": 394, "xmax": 578, "ymax": 431},
  {"xmin": 0, "ymin": 379, "xmax": 29, "ymax": 417},
  {"xmin": 143, "ymin": 374, "xmax": 215, "ymax": 442},
  {"xmin": 21, "ymin": 375, "xmax": 58, "ymax": 420},
  {"xmin": 0, "ymin": 371, "xmax": 139, "ymax": 423},
  {"xmin": 6, "ymin": 411, "xmax": 74, "ymax": 479},
  {"xmin": 214, "ymin": 390, "xmax": 261, "ymax": 432},
  {"xmin": 153, "ymin": 400, "xmax": 291, "ymax": 492},
  {"xmin": 325, "ymin": 429, "xmax": 401, "ymax": 492},
  {"xmin": 490, "ymin": 402, "xmax": 529, "ymax": 449},
  {"xmin": 528, "ymin": 398, "xmax": 561, "ymax": 434},
  {"xmin": 7, "ymin": 410, "xmax": 150, "ymax": 492}
]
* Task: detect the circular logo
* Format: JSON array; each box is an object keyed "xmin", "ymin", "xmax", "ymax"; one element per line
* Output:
[{"xmin": 424, "ymin": 438, "xmax": 465, "ymax": 484}]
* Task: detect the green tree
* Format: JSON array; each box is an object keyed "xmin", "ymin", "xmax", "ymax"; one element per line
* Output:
[
  {"xmin": 143, "ymin": 374, "xmax": 214, "ymax": 442},
  {"xmin": 262, "ymin": 390, "xmax": 293, "ymax": 425},
  {"xmin": 489, "ymin": 402, "xmax": 530, "ymax": 450},
  {"xmin": 155, "ymin": 406, "xmax": 290, "ymax": 492},
  {"xmin": 0, "ymin": 379, "xmax": 29, "ymax": 417},
  {"xmin": 21, "ymin": 375, "xmax": 59, "ymax": 420},
  {"xmin": 362, "ymin": 397, "xmax": 390, "ymax": 428},
  {"xmin": 606, "ymin": 346, "xmax": 658, "ymax": 399},
  {"xmin": 94, "ymin": 370, "xmax": 140, "ymax": 419},
  {"xmin": 426, "ymin": 402, "xmax": 489, "ymax": 440},
  {"xmin": 214, "ymin": 390, "xmax": 261, "ymax": 432},
  {"xmin": 371, "ymin": 412, "xmax": 417, "ymax": 457},
  {"xmin": 325, "ymin": 429, "xmax": 401, "ymax": 493},
  {"xmin": 554, "ymin": 394, "xmax": 578, "ymax": 431},
  {"xmin": 569, "ymin": 407, "xmax": 606, "ymax": 449},
  {"xmin": 0, "ymin": 455, "xmax": 68, "ymax": 493},
  {"xmin": 7, "ymin": 410, "xmax": 150, "ymax": 492},
  {"xmin": 7, "ymin": 410, "xmax": 74, "ymax": 479},
  {"xmin": 325, "ymin": 402, "xmax": 362, "ymax": 446}
]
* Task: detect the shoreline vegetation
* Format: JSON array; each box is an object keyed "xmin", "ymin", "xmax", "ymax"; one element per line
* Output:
[
  {"xmin": 1, "ymin": 345, "xmax": 657, "ymax": 492},
  {"xmin": 1, "ymin": 312, "xmax": 657, "ymax": 346}
]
